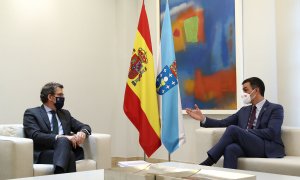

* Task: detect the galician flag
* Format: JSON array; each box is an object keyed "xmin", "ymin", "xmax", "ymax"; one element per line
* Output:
[
  {"xmin": 123, "ymin": 1, "xmax": 161, "ymax": 157},
  {"xmin": 156, "ymin": 1, "xmax": 186, "ymax": 154}
]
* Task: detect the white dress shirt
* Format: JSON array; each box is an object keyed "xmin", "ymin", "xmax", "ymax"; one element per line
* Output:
[
  {"xmin": 43, "ymin": 105, "xmax": 64, "ymax": 135},
  {"xmin": 252, "ymin": 98, "xmax": 266, "ymax": 128}
]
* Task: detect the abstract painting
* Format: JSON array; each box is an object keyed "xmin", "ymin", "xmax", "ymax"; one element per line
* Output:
[{"xmin": 160, "ymin": 0, "xmax": 239, "ymax": 111}]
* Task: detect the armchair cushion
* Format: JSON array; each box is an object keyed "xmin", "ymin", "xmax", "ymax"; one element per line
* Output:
[
  {"xmin": 33, "ymin": 164, "xmax": 54, "ymax": 177},
  {"xmin": 0, "ymin": 124, "xmax": 24, "ymax": 137},
  {"xmin": 33, "ymin": 160, "xmax": 97, "ymax": 176}
]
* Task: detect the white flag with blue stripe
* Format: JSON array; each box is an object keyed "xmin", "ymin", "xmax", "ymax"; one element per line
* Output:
[{"xmin": 156, "ymin": 1, "xmax": 186, "ymax": 154}]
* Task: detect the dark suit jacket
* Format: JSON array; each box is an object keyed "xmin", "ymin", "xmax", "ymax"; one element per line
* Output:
[
  {"xmin": 201, "ymin": 100, "xmax": 285, "ymax": 158},
  {"xmin": 23, "ymin": 105, "xmax": 91, "ymax": 163}
]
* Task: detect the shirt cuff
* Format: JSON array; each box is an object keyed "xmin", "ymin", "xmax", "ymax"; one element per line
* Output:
[
  {"xmin": 201, "ymin": 116, "xmax": 207, "ymax": 124},
  {"xmin": 55, "ymin": 135, "xmax": 63, "ymax": 140}
]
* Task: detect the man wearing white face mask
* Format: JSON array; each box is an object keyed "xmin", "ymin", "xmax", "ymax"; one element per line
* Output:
[{"xmin": 186, "ymin": 77, "xmax": 285, "ymax": 169}]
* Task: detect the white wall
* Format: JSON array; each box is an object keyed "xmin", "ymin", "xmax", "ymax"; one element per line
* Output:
[
  {"xmin": 242, "ymin": 0, "xmax": 278, "ymax": 102},
  {"xmin": 113, "ymin": 0, "xmax": 140, "ymax": 157},
  {"xmin": 0, "ymin": 0, "xmax": 117, "ymax": 134},
  {"xmin": 276, "ymin": 0, "xmax": 300, "ymax": 127},
  {"xmin": 0, "ymin": 0, "xmax": 298, "ymax": 163}
]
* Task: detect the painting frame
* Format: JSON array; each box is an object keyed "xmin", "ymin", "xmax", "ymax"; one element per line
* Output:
[{"xmin": 157, "ymin": 0, "xmax": 244, "ymax": 114}]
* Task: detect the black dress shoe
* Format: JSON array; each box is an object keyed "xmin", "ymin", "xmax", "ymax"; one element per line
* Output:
[
  {"xmin": 54, "ymin": 166, "xmax": 65, "ymax": 174},
  {"xmin": 199, "ymin": 157, "xmax": 214, "ymax": 166}
]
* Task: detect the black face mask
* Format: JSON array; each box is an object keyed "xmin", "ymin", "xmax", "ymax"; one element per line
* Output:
[{"xmin": 55, "ymin": 97, "xmax": 65, "ymax": 110}]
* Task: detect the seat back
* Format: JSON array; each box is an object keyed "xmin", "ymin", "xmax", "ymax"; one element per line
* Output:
[
  {"xmin": 0, "ymin": 124, "xmax": 25, "ymax": 137},
  {"xmin": 281, "ymin": 126, "xmax": 300, "ymax": 156}
]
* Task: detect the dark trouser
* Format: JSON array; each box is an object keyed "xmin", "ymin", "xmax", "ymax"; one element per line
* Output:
[
  {"xmin": 207, "ymin": 125, "xmax": 265, "ymax": 169},
  {"xmin": 37, "ymin": 137, "xmax": 84, "ymax": 173}
]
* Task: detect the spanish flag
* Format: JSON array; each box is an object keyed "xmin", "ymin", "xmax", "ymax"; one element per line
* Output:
[{"xmin": 123, "ymin": 1, "xmax": 161, "ymax": 157}]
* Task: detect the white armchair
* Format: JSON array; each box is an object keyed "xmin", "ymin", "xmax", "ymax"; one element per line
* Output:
[
  {"xmin": 0, "ymin": 124, "xmax": 111, "ymax": 179},
  {"xmin": 195, "ymin": 127, "xmax": 300, "ymax": 176}
]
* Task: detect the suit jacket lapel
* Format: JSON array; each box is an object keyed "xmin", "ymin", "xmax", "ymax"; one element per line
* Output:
[
  {"xmin": 256, "ymin": 100, "xmax": 269, "ymax": 128},
  {"xmin": 57, "ymin": 110, "xmax": 67, "ymax": 134},
  {"xmin": 39, "ymin": 105, "xmax": 51, "ymax": 131}
]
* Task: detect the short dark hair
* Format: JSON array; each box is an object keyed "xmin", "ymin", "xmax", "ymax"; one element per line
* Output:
[
  {"xmin": 40, "ymin": 82, "xmax": 64, "ymax": 103},
  {"xmin": 242, "ymin": 77, "xmax": 265, "ymax": 96}
]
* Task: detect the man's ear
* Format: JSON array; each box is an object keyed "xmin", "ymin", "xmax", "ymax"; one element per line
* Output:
[
  {"xmin": 256, "ymin": 88, "xmax": 261, "ymax": 95},
  {"xmin": 48, "ymin": 94, "xmax": 54, "ymax": 102}
]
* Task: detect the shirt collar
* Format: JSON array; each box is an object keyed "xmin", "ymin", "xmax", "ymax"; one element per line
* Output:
[
  {"xmin": 255, "ymin": 98, "xmax": 266, "ymax": 111},
  {"xmin": 43, "ymin": 104, "xmax": 53, "ymax": 113}
]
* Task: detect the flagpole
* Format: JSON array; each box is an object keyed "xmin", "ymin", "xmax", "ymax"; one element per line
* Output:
[{"xmin": 168, "ymin": 153, "xmax": 171, "ymax": 162}]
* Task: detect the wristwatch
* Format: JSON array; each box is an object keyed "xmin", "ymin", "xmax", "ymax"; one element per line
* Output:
[{"xmin": 81, "ymin": 129, "xmax": 91, "ymax": 137}]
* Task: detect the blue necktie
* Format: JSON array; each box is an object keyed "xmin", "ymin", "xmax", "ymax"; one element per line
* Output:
[{"xmin": 51, "ymin": 110, "xmax": 59, "ymax": 134}]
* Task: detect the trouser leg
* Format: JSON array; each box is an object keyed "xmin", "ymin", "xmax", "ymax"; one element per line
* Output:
[
  {"xmin": 223, "ymin": 143, "xmax": 245, "ymax": 169},
  {"xmin": 37, "ymin": 150, "xmax": 54, "ymax": 164},
  {"xmin": 53, "ymin": 137, "xmax": 73, "ymax": 172},
  {"xmin": 37, "ymin": 137, "xmax": 85, "ymax": 173},
  {"xmin": 66, "ymin": 151, "xmax": 76, "ymax": 172},
  {"xmin": 207, "ymin": 125, "xmax": 265, "ymax": 167}
]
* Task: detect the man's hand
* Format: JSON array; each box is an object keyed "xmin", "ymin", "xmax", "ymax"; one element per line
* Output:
[
  {"xmin": 186, "ymin": 104, "xmax": 206, "ymax": 122},
  {"xmin": 56, "ymin": 132, "xmax": 86, "ymax": 148},
  {"xmin": 75, "ymin": 131, "xmax": 86, "ymax": 145},
  {"xmin": 64, "ymin": 135, "xmax": 78, "ymax": 148}
]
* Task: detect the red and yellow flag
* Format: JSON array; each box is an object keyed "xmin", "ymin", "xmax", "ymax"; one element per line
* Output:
[{"xmin": 123, "ymin": 2, "xmax": 161, "ymax": 157}]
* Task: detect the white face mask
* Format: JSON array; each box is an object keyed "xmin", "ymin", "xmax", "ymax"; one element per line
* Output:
[{"xmin": 241, "ymin": 89, "xmax": 256, "ymax": 104}]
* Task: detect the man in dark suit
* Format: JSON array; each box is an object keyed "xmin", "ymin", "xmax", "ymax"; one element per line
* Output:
[
  {"xmin": 186, "ymin": 77, "xmax": 285, "ymax": 169},
  {"xmin": 23, "ymin": 82, "xmax": 91, "ymax": 173}
]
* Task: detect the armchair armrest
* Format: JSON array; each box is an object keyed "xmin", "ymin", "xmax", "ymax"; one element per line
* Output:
[
  {"xmin": 195, "ymin": 128, "xmax": 225, "ymax": 162},
  {"xmin": 0, "ymin": 136, "xmax": 33, "ymax": 179},
  {"xmin": 82, "ymin": 133, "xmax": 111, "ymax": 169}
]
